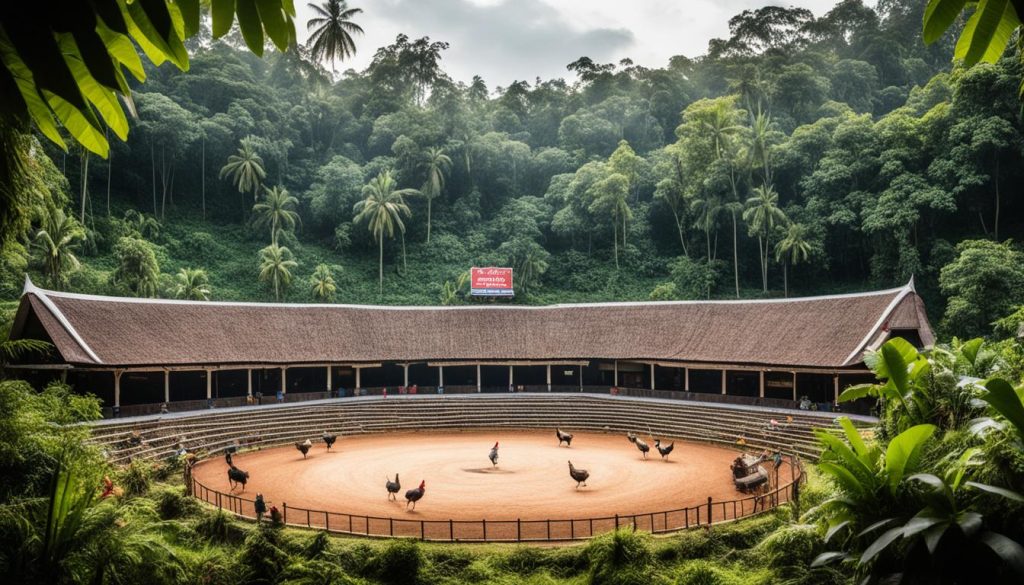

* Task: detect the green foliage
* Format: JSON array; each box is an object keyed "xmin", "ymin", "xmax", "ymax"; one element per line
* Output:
[
  {"xmin": 173, "ymin": 267, "xmax": 211, "ymax": 300},
  {"xmin": 371, "ymin": 538, "xmax": 423, "ymax": 585},
  {"xmin": 116, "ymin": 459, "xmax": 154, "ymax": 498},
  {"xmin": 585, "ymin": 529, "xmax": 654, "ymax": 585},
  {"xmin": 259, "ymin": 244, "xmax": 299, "ymax": 301},
  {"xmin": 111, "ymin": 236, "xmax": 160, "ymax": 297},
  {"xmin": 939, "ymin": 239, "xmax": 1024, "ymax": 338}
]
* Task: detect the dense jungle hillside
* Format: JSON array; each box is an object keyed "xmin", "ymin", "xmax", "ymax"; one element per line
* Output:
[{"xmin": 3, "ymin": 0, "xmax": 1024, "ymax": 343}]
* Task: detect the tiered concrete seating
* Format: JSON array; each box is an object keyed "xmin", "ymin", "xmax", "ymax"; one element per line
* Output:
[{"xmin": 86, "ymin": 394, "xmax": 873, "ymax": 464}]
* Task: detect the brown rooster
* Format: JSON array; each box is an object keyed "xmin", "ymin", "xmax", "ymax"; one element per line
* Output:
[
  {"xmin": 568, "ymin": 461, "xmax": 589, "ymax": 488},
  {"xmin": 296, "ymin": 439, "xmax": 312, "ymax": 459},
  {"xmin": 405, "ymin": 480, "xmax": 426, "ymax": 510}
]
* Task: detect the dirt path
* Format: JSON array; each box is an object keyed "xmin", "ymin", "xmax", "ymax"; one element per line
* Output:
[{"xmin": 194, "ymin": 430, "xmax": 793, "ymax": 539}]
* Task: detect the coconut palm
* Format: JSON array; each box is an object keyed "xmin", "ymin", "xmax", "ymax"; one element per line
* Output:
[
  {"xmin": 310, "ymin": 263, "xmax": 337, "ymax": 301},
  {"xmin": 353, "ymin": 170, "xmax": 415, "ymax": 296},
  {"xmin": 33, "ymin": 205, "xmax": 85, "ymax": 289},
  {"xmin": 774, "ymin": 223, "xmax": 811, "ymax": 298},
  {"xmin": 123, "ymin": 209, "xmax": 161, "ymax": 240},
  {"xmin": 306, "ymin": 0, "xmax": 364, "ymax": 74},
  {"xmin": 702, "ymin": 99, "xmax": 743, "ymax": 159},
  {"xmin": 174, "ymin": 268, "xmax": 211, "ymax": 301},
  {"xmin": 690, "ymin": 194, "xmax": 723, "ymax": 263},
  {"xmin": 219, "ymin": 138, "xmax": 266, "ymax": 218},
  {"xmin": 743, "ymin": 184, "xmax": 788, "ymax": 293},
  {"xmin": 259, "ymin": 244, "xmax": 298, "ymax": 301},
  {"xmin": 420, "ymin": 147, "xmax": 451, "ymax": 243},
  {"xmin": 252, "ymin": 186, "xmax": 301, "ymax": 246}
]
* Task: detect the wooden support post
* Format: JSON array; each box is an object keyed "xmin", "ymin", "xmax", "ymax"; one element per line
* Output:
[
  {"xmin": 403, "ymin": 364, "xmax": 409, "ymax": 387},
  {"xmin": 546, "ymin": 364, "xmax": 551, "ymax": 392},
  {"xmin": 247, "ymin": 368, "xmax": 253, "ymax": 397},
  {"xmin": 438, "ymin": 364, "xmax": 444, "ymax": 388},
  {"xmin": 684, "ymin": 367, "xmax": 689, "ymax": 392},
  {"xmin": 579, "ymin": 366, "xmax": 583, "ymax": 391},
  {"xmin": 164, "ymin": 369, "xmax": 170, "ymax": 404},
  {"xmin": 833, "ymin": 374, "xmax": 840, "ymax": 404},
  {"xmin": 280, "ymin": 368, "xmax": 287, "ymax": 395},
  {"xmin": 356, "ymin": 367, "xmax": 361, "ymax": 389},
  {"xmin": 114, "ymin": 369, "xmax": 122, "ymax": 408},
  {"xmin": 476, "ymin": 364, "xmax": 481, "ymax": 393},
  {"xmin": 508, "ymin": 364, "xmax": 513, "ymax": 389},
  {"xmin": 327, "ymin": 366, "xmax": 332, "ymax": 394},
  {"xmin": 613, "ymin": 360, "xmax": 618, "ymax": 387},
  {"xmin": 759, "ymin": 370, "xmax": 765, "ymax": 398},
  {"xmin": 792, "ymin": 371, "xmax": 797, "ymax": 401},
  {"xmin": 721, "ymin": 370, "xmax": 727, "ymax": 394},
  {"xmin": 206, "ymin": 369, "xmax": 212, "ymax": 399},
  {"xmin": 650, "ymin": 363, "xmax": 655, "ymax": 390}
]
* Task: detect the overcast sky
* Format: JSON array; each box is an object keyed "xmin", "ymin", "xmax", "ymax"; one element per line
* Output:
[{"xmin": 295, "ymin": 0, "xmax": 859, "ymax": 88}]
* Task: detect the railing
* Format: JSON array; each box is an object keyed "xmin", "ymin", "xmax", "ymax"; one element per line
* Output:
[{"xmin": 189, "ymin": 455, "xmax": 803, "ymax": 542}]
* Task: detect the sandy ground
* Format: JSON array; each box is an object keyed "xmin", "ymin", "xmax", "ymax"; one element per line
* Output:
[{"xmin": 193, "ymin": 430, "xmax": 794, "ymax": 540}]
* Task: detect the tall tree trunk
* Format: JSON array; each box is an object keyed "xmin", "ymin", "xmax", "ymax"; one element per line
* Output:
[
  {"xmin": 994, "ymin": 157, "xmax": 1000, "ymax": 241},
  {"xmin": 150, "ymin": 142, "xmax": 157, "ymax": 215},
  {"xmin": 160, "ymin": 146, "xmax": 167, "ymax": 220},
  {"xmin": 732, "ymin": 211, "xmax": 739, "ymax": 298},
  {"xmin": 106, "ymin": 148, "xmax": 112, "ymax": 216},
  {"xmin": 201, "ymin": 137, "xmax": 206, "ymax": 221},
  {"xmin": 426, "ymin": 197, "xmax": 432, "ymax": 243},
  {"xmin": 79, "ymin": 152, "xmax": 89, "ymax": 224},
  {"xmin": 757, "ymin": 236, "xmax": 766, "ymax": 293},
  {"xmin": 401, "ymin": 230, "xmax": 407, "ymax": 273},
  {"xmin": 763, "ymin": 233, "xmax": 771, "ymax": 293},
  {"xmin": 783, "ymin": 262, "xmax": 788, "ymax": 298},
  {"xmin": 378, "ymin": 230, "xmax": 384, "ymax": 297},
  {"xmin": 670, "ymin": 207, "xmax": 689, "ymax": 257},
  {"xmin": 613, "ymin": 220, "xmax": 619, "ymax": 270}
]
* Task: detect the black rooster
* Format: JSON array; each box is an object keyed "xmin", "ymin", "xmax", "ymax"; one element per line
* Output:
[
  {"xmin": 295, "ymin": 439, "xmax": 312, "ymax": 459},
  {"xmin": 322, "ymin": 431, "xmax": 337, "ymax": 451},
  {"xmin": 224, "ymin": 451, "xmax": 233, "ymax": 467},
  {"xmin": 405, "ymin": 480, "xmax": 426, "ymax": 510},
  {"xmin": 385, "ymin": 474, "xmax": 401, "ymax": 500},
  {"xmin": 654, "ymin": 439, "xmax": 674, "ymax": 460},
  {"xmin": 227, "ymin": 465, "xmax": 249, "ymax": 491},
  {"xmin": 488, "ymin": 442, "xmax": 499, "ymax": 467},
  {"xmin": 568, "ymin": 461, "xmax": 589, "ymax": 488},
  {"xmin": 556, "ymin": 428, "xmax": 573, "ymax": 447}
]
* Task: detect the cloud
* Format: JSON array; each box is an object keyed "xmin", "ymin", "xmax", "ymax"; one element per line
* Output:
[{"xmin": 299, "ymin": 0, "xmax": 634, "ymax": 86}]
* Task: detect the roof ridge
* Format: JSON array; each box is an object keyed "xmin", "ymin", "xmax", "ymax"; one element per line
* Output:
[
  {"xmin": 24, "ymin": 277, "xmax": 103, "ymax": 364},
  {"xmin": 24, "ymin": 277, "xmax": 911, "ymax": 311}
]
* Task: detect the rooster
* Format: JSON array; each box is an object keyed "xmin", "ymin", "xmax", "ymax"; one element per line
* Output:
[
  {"xmin": 296, "ymin": 439, "xmax": 312, "ymax": 459},
  {"xmin": 488, "ymin": 442, "xmax": 499, "ymax": 467},
  {"xmin": 633, "ymin": 436, "xmax": 650, "ymax": 459},
  {"xmin": 385, "ymin": 474, "xmax": 401, "ymax": 500},
  {"xmin": 568, "ymin": 461, "xmax": 589, "ymax": 488},
  {"xmin": 556, "ymin": 428, "xmax": 573, "ymax": 447},
  {"xmin": 322, "ymin": 431, "xmax": 337, "ymax": 451},
  {"xmin": 224, "ymin": 451, "xmax": 233, "ymax": 467},
  {"xmin": 405, "ymin": 480, "xmax": 426, "ymax": 510},
  {"xmin": 654, "ymin": 439, "xmax": 674, "ymax": 460},
  {"xmin": 227, "ymin": 465, "xmax": 249, "ymax": 491}
]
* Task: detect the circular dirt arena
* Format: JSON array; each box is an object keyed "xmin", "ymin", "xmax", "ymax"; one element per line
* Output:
[{"xmin": 193, "ymin": 430, "xmax": 794, "ymax": 540}]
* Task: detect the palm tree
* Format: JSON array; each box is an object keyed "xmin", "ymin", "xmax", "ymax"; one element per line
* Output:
[
  {"xmin": 123, "ymin": 209, "xmax": 160, "ymax": 240},
  {"xmin": 690, "ymin": 194, "xmax": 723, "ymax": 263},
  {"xmin": 702, "ymin": 100, "xmax": 742, "ymax": 160},
  {"xmin": 252, "ymin": 186, "xmax": 300, "ymax": 246},
  {"xmin": 748, "ymin": 110, "xmax": 774, "ymax": 186},
  {"xmin": 174, "ymin": 268, "xmax": 211, "ymax": 300},
  {"xmin": 517, "ymin": 246, "xmax": 549, "ymax": 295},
  {"xmin": 259, "ymin": 244, "xmax": 298, "ymax": 301},
  {"xmin": 774, "ymin": 223, "xmax": 811, "ymax": 298},
  {"xmin": 353, "ymin": 170, "xmax": 415, "ymax": 296},
  {"xmin": 306, "ymin": 0, "xmax": 364, "ymax": 74},
  {"xmin": 33, "ymin": 205, "xmax": 85, "ymax": 289},
  {"xmin": 310, "ymin": 263, "xmax": 337, "ymax": 301},
  {"xmin": 743, "ymin": 184, "xmax": 788, "ymax": 293},
  {"xmin": 219, "ymin": 138, "xmax": 266, "ymax": 218},
  {"xmin": 420, "ymin": 146, "xmax": 451, "ymax": 243}
]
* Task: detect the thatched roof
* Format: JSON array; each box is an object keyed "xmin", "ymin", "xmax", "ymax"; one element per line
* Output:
[{"xmin": 9, "ymin": 277, "xmax": 933, "ymax": 370}]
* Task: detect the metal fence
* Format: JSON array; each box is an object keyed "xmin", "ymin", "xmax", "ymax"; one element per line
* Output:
[{"xmin": 189, "ymin": 455, "xmax": 803, "ymax": 542}]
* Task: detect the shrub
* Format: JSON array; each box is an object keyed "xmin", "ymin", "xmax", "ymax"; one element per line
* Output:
[
  {"xmin": 116, "ymin": 459, "xmax": 154, "ymax": 497},
  {"xmin": 194, "ymin": 509, "xmax": 246, "ymax": 544},
  {"xmin": 154, "ymin": 486, "xmax": 201, "ymax": 519},
  {"xmin": 674, "ymin": 560, "xmax": 739, "ymax": 585},
  {"xmin": 239, "ymin": 526, "xmax": 291, "ymax": 584},
  {"xmin": 755, "ymin": 524, "xmax": 823, "ymax": 568},
  {"xmin": 371, "ymin": 539, "xmax": 423, "ymax": 585},
  {"xmin": 586, "ymin": 529, "xmax": 654, "ymax": 585}
]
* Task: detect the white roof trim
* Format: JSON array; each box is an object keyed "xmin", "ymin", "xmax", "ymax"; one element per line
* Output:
[
  {"xmin": 25, "ymin": 280, "xmax": 909, "ymax": 312},
  {"xmin": 23, "ymin": 276, "xmax": 103, "ymax": 364},
  {"xmin": 841, "ymin": 279, "xmax": 915, "ymax": 367}
]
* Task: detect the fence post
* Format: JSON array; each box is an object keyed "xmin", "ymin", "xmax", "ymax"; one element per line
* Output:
[
  {"xmin": 450, "ymin": 519, "xmax": 454, "ymax": 542},
  {"xmin": 517, "ymin": 518, "xmax": 521, "ymax": 542},
  {"xmin": 615, "ymin": 514, "xmax": 619, "ymax": 530},
  {"xmin": 326, "ymin": 511, "xmax": 330, "ymax": 532},
  {"xmin": 590, "ymin": 518, "xmax": 594, "ymax": 536},
  {"xmin": 792, "ymin": 477, "xmax": 801, "ymax": 518},
  {"xmin": 217, "ymin": 492, "xmax": 221, "ymax": 510},
  {"xmin": 390, "ymin": 517, "xmax": 394, "ymax": 536},
  {"xmin": 707, "ymin": 497, "xmax": 712, "ymax": 527},
  {"xmin": 306, "ymin": 509, "xmax": 311, "ymax": 527},
  {"xmin": 483, "ymin": 518, "xmax": 487, "ymax": 540},
  {"xmin": 283, "ymin": 503, "xmax": 288, "ymax": 524},
  {"xmin": 632, "ymin": 516, "xmax": 637, "ymax": 532},
  {"xmin": 547, "ymin": 519, "xmax": 551, "ymax": 540},
  {"xmin": 571, "ymin": 519, "xmax": 575, "ymax": 540},
  {"xmin": 421, "ymin": 520, "xmax": 425, "ymax": 541}
]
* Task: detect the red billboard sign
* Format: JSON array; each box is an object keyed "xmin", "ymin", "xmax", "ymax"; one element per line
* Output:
[{"xmin": 470, "ymin": 267, "xmax": 514, "ymax": 297}]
